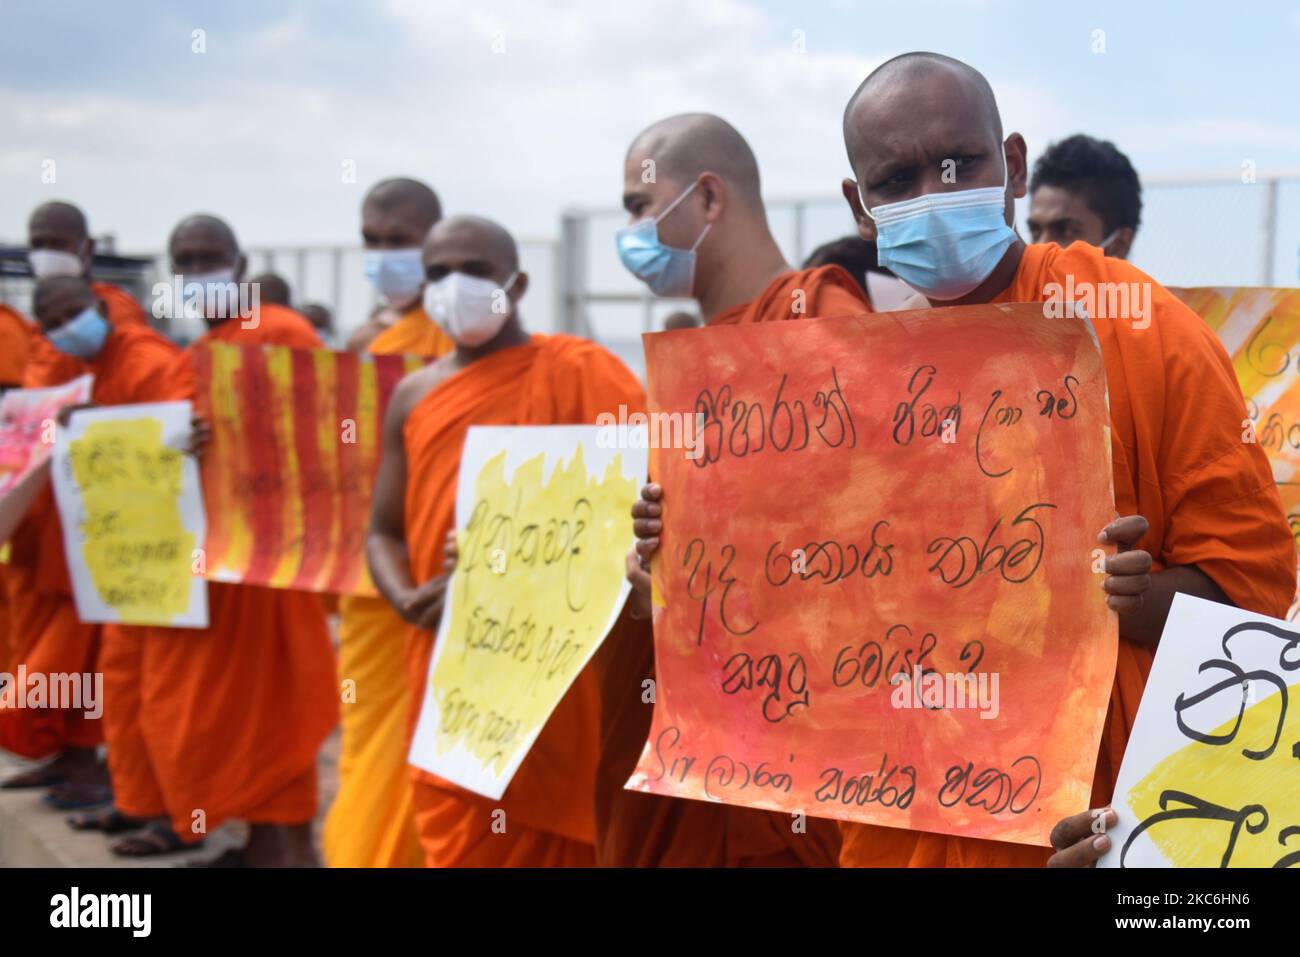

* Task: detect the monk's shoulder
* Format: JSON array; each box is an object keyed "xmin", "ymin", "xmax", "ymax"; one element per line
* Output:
[
  {"xmin": 538, "ymin": 333, "xmax": 640, "ymax": 383},
  {"xmin": 393, "ymin": 354, "xmax": 457, "ymax": 423},
  {"xmin": 346, "ymin": 319, "xmax": 384, "ymax": 353},
  {"xmin": 795, "ymin": 265, "xmax": 873, "ymax": 316}
]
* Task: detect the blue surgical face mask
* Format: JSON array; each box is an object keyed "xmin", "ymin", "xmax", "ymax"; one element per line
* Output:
[
  {"xmin": 363, "ymin": 248, "xmax": 424, "ymax": 304},
  {"xmin": 859, "ymin": 154, "xmax": 1017, "ymax": 301},
  {"xmin": 615, "ymin": 180, "xmax": 712, "ymax": 298},
  {"xmin": 48, "ymin": 306, "xmax": 109, "ymax": 360}
]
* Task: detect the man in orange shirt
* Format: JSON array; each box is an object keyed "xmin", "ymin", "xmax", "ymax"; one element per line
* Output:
[
  {"xmin": 605, "ymin": 113, "xmax": 869, "ymax": 867},
  {"xmin": 96, "ymin": 215, "xmax": 337, "ymax": 866},
  {"xmin": 367, "ymin": 213, "xmax": 644, "ymax": 867},
  {"xmin": 1, "ymin": 277, "xmax": 182, "ymax": 805},
  {"xmin": 324, "ymin": 176, "xmax": 453, "ymax": 869},
  {"xmin": 832, "ymin": 51, "xmax": 1292, "ymax": 867}
]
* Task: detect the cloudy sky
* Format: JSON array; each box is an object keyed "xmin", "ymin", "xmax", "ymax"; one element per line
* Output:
[{"xmin": 2, "ymin": 0, "xmax": 1298, "ymax": 273}]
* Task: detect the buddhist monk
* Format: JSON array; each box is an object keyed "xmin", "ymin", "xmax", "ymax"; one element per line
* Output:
[
  {"xmin": 324, "ymin": 177, "xmax": 453, "ymax": 869},
  {"xmin": 248, "ymin": 272, "xmax": 292, "ymax": 308},
  {"xmin": 662, "ymin": 311, "xmax": 700, "ymax": 331},
  {"xmin": 346, "ymin": 178, "xmax": 453, "ymax": 355},
  {"xmin": 832, "ymin": 51, "xmax": 1292, "ymax": 866},
  {"xmin": 25, "ymin": 202, "xmax": 147, "ymax": 387},
  {"xmin": 1, "ymin": 277, "xmax": 183, "ymax": 810},
  {"xmin": 92, "ymin": 215, "xmax": 337, "ymax": 866},
  {"xmin": 1027, "ymin": 134, "xmax": 1142, "ymax": 259},
  {"xmin": 606, "ymin": 113, "xmax": 869, "ymax": 867},
  {"xmin": 367, "ymin": 213, "xmax": 644, "ymax": 867}
]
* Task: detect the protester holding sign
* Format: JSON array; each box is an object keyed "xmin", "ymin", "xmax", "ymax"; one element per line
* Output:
[
  {"xmin": 89, "ymin": 215, "xmax": 337, "ymax": 867},
  {"xmin": 834, "ymin": 52, "xmax": 1294, "ymax": 866},
  {"xmin": 601, "ymin": 112, "xmax": 870, "ymax": 868},
  {"xmin": 367, "ymin": 213, "xmax": 644, "ymax": 867},
  {"xmin": 0, "ymin": 276, "xmax": 183, "ymax": 812}
]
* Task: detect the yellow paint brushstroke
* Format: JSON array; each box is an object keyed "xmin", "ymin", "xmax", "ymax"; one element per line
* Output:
[
  {"xmin": 429, "ymin": 445, "xmax": 636, "ymax": 775},
  {"xmin": 1126, "ymin": 684, "xmax": 1300, "ymax": 867},
  {"xmin": 68, "ymin": 418, "xmax": 195, "ymax": 624}
]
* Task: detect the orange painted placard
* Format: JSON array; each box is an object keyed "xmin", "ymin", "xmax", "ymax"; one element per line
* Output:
[
  {"xmin": 629, "ymin": 303, "xmax": 1118, "ymax": 846},
  {"xmin": 194, "ymin": 342, "xmax": 424, "ymax": 595}
]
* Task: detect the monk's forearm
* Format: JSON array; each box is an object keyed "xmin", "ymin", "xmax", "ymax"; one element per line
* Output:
[
  {"xmin": 366, "ymin": 532, "xmax": 418, "ymax": 612},
  {"xmin": 1120, "ymin": 564, "xmax": 1231, "ymax": 646}
]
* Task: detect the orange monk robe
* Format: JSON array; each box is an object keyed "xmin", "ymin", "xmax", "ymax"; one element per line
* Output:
[
  {"xmin": 23, "ymin": 282, "xmax": 148, "ymax": 389},
  {"xmin": 101, "ymin": 304, "xmax": 338, "ymax": 841},
  {"xmin": 0, "ymin": 305, "xmax": 31, "ymax": 674},
  {"xmin": 325, "ymin": 303, "xmax": 452, "ymax": 868},
  {"xmin": 838, "ymin": 242, "xmax": 1296, "ymax": 867},
  {"xmin": 593, "ymin": 265, "xmax": 870, "ymax": 867},
  {"xmin": 404, "ymin": 333, "xmax": 645, "ymax": 867},
  {"xmin": 0, "ymin": 322, "xmax": 183, "ymax": 759},
  {"xmin": 0, "ymin": 305, "xmax": 30, "ymax": 387}
]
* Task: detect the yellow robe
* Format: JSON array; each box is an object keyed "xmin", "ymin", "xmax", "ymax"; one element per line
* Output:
[{"xmin": 322, "ymin": 305, "xmax": 453, "ymax": 867}]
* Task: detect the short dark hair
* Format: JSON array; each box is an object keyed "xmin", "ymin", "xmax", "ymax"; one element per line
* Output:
[{"xmin": 1029, "ymin": 134, "xmax": 1142, "ymax": 235}]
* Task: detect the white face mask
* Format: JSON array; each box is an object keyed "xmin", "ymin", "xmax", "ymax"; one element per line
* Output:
[
  {"xmin": 423, "ymin": 271, "xmax": 518, "ymax": 347},
  {"xmin": 29, "ymin": 248, "xmax": 84, "ymax": 279}
]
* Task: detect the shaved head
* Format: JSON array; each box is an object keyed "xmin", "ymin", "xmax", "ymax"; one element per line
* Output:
[
  {"xmin": 28, "ymin": 201, "xmax": 93, "ymax": 271},
  {"xmin": 425, "ymin": 214, "xmax": 519, "ymax": 274},
  {"xmin": 844, "ymin": 52, "xmax": 1002, "ymax": 166},
  {"xmin": 362, "ymin": 177, "xmax": 442, "ymax": 250},
  {"xmin": 169, "ymin": 214, "xmax": 240, "ymax": 258},
  {"xmin": 250, "ymin": 272, "xmax": 291, "ymax": 306},
  {"xmin": 29, "ymin": 201, "xmax": 88, "ymax": 241},
  {"xmin": 627, "ymin": 113, "xmax": 762, "ymax": 205}
]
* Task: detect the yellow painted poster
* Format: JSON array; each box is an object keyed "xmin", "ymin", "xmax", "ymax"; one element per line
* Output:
[
  {"xmin": 408, "ymin": 425, "xmax": 647, "ymax": 799},
  {"xmin": 1102, "ymin": 593, "xmax": 1300, "ymax": 867},
  {"xmin": 51, "ymin": 402, "xmax": 208, "ymax": 628}
]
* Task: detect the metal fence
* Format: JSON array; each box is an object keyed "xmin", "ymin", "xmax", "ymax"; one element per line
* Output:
[
  {"xmin": 3, "ymin": 173, "xmax": 1295, "ymax": 376},
  {"xmin": 559, "ymin": 174, "xmax": 1300, "ymax": 377}
]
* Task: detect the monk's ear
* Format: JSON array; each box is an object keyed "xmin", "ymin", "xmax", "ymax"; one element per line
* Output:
[
  {"xmin": 1108, "ymin": 227, "xmax": 1135, "ymax": 260},
  {"xmin": 83, "ymin": 235, "xmax": 96, "ymax": 270},
  {"xmin": 510, "ymin": 271, "xmax": 529, "ymax": 303},
  {"xmin": 698, "ymin": 172, "xmax": 726, "ymax": 223},
  {"xmin": 842, "ymin": 178, "xmax": 877, "ymax": 242},
  {"xmin": 234, "ymin": 253, "xmax": 248, "ymax": 283},
  {"xmin": 1005, "ymin": 133, "xmax": 1029, "ymax": 200}
]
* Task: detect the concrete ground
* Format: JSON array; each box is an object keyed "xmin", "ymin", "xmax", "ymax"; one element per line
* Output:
[{"xmin": 0, "ymin": 727, "xmax": 340, "ymax": 867}]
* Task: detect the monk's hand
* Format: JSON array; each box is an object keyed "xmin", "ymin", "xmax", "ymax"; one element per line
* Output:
[
  {"xmin": 1098, "ymin": 515, "xmax": 1152, "ymax": 616},
  {"xmin": 56, "ymin": 401, "xmax": 97, "ymax": 428},
  {"xmin": 443, "ymin": 530, "xmax": 459, "ymax": 575},
  {"xmin": 1047, "ymin": 807, "xmax": 1117, "ymax": 867},
  {"xmin": 399, "ymin": 574, "xmax": 449, "ymax": 632},
  {"xmin": 184, "ymin": 415, "xmax": 212, "ymax": 458},
  {"xmin": 627, "ymin": 483, "xmax": 662, "ymax": 619}
]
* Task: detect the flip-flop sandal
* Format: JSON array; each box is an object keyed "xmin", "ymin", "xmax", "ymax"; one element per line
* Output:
[
  {"xmin": 110, "ymin": 822, "xmax": 205, "ymax": 858},
  {"xmin": 67, "ymin": 808, "xmax": 151, "ymax": 834},
  {"xmin": 44, "ymin": 781, "xmax": 113, "ymax": 810}
]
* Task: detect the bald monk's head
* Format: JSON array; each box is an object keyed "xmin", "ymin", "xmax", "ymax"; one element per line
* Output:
[
  {"xmin": 621, "ymin": 113, "xmax": 775, "ymax": 298},
  {"xmin": 421, "ymin": 215, "xmax": 528, "ymax": 351},
  {"xmin": 362, "ymin": 177, "xmax": 442, "ymax": 249},
  {"xmin": 249, "ymin": 272, "xmax": 291, "ymax": 307},
  {"xmin": 839, "ymin": 53, "xmax": 1028, "ymax": 303},
  {"xmin": 168, "ymin": 214, "xmax": 251, "ymax": 324},
  {"xmin": 841, "ymin": 53, "xmax": 1027, "ymax": 239},
  {"xmin": 28, "ymin": 201, "xmax": 93, "ymax": 279},
  {"xmin": 301, "ymin": 302, "xmax": 334, "ymax": 335},
  {"xmin": 33, "ymin": 276, "xmax": 110, "ymax": 359}
]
